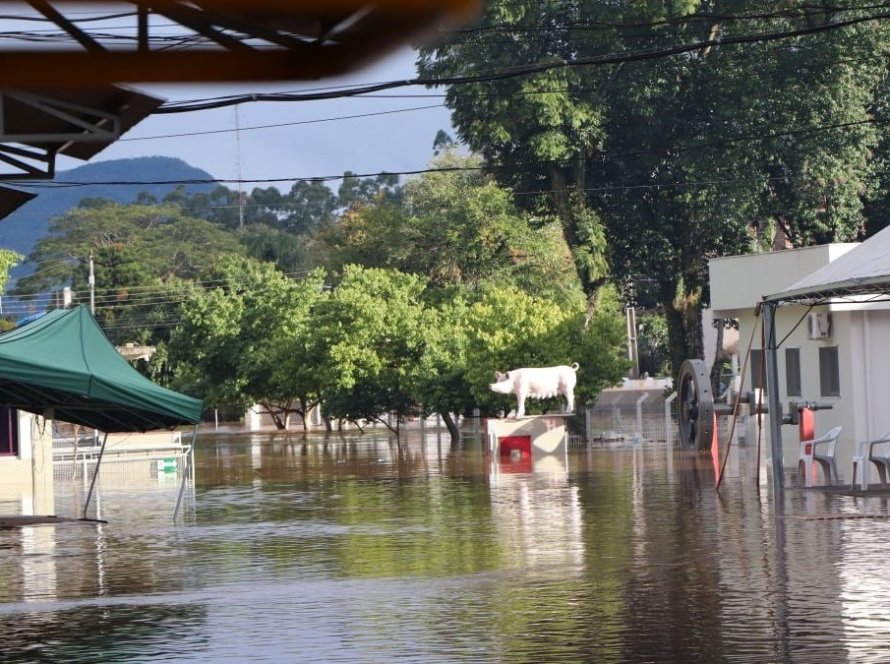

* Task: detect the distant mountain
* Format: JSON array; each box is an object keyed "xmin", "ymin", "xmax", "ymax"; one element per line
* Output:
[{"xmin": 0, "ymin": 156, "xmax": 215, "ymax": 281}]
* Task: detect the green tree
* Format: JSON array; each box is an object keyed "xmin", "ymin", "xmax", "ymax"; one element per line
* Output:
[
  {"xmin": 321, "ymin": 152, "xmax": 584, "ymax": 308},
  {"xmin": 414, "ymin": 293, "xmax": 473, "ymax": 443},
  {"xmin": 169, "ymin": 256, "xmax": 326, "ymax": 428},
  {"xmin": 0, "ymin": 248, "xmax": 22, "ymax": 293},
  {"xmin": 0, "ymin": 248, "xmax": 22, "ymax": 331},
  {"xmin": 419, "ymin": 4, "xmax": 611, "ymax": 312},
  {"xmin": 16, "ymin": 202, "xmax": 244, "ymax": 294},
  {"xmin": 239, "ymin": 224, "xmax": 310, "ymax": 276},
  {"xmin": 419, "ymin": 1, "xmax": 890, "ymax": 374},
  {"xmin": 309, "ymin": 265, "xmax": 430, "ymax": 434},
  {"xmin": 463, "ymin": 284, "xmax": 627, "ymax": 416},
  {"xmin": 14, "ymin": 201, "xmax": 245, "ymax": 344},
  {"xmin": 336, "ymin": 172, "xmax": 402, "ymax": 211},
  {"xmin": 279, "ymin": 180, "xmax": 337, "ymax": 235}
]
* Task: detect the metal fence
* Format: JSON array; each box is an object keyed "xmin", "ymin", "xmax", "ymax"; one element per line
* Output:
[{"xmin": 52, "ymin": 422, "xmax": 190, "ymax": 484}]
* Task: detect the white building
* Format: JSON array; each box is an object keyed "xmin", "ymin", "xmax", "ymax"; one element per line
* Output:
[
  {"xmin": 709, "ymin": 231, "xmax": 890, "ymax": 485},
  {"xmin": 0, "ymin": 409, "xmax": 55, "ymax": 516}
]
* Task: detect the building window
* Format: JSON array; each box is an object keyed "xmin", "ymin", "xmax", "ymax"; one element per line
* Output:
[
  {"xmin": 819, "ymin": 346, "xmax": 841, "ymax": 397},
  {"xmin": 785, "ymin": 348, "xmax": 802, "ymax": 397},
  {"xmin": 0, "ymin": 407, "xmax": 18, "ymax": 456},
  {"xmin": 750, "ymin": 349, "xmax": 766, "ymax": 393}
]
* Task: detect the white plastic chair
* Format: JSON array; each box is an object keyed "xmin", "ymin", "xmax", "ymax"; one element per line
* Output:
[
  {"xmin": 869, "ymin": 436, "xmax": 890, "ymax": 485},
  {"xmin": 798, "ymin": 426, "xmax": 842, "ymax": 488},
  {"xmin": 851, "ymin": 431, "xmax": 890, "ymax": 490}
]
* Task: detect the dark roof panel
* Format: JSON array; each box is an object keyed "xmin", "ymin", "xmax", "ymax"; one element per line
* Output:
[{"xmin": 0, "ymin": 186, "xmax": 36, "ymax": 221}]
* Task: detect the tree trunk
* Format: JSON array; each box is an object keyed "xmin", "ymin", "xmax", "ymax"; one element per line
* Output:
[
  {"xmin": 662, "ymin": 284, "xmax": 704, "ymax": 380},
  {"xmin": 440, "ymin": 411, "xmax": 460, "ymax": 446},
  {"xmin": 547, "ymin": 163, "xmax": 609, "ymax": 321}
]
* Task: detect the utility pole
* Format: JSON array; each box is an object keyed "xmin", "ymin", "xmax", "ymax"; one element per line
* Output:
[{"xmin": 89, "ymin": 251, "xmax": 95, "ymax": 314}]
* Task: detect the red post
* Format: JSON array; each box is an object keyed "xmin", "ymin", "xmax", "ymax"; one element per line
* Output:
[
  {"xmin": 711, "ymin": 413, "xmax": 720, "ymax": 479},
  {"xmin": 798, "ymin": 406, "xmax": 817, "ymax": 486}
]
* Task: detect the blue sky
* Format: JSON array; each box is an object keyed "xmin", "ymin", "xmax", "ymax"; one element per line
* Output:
[{"xmin": 58, "ymin": 47, "xmax": 456, "ymax": 190}]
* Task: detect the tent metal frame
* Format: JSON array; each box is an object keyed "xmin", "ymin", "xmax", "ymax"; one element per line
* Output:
[
  {"xmin": 81, "ymin": 423, "xmax": 199, "ymax": 522},
  {"xmin": 760, "ymin": 282, "xmax": 890, "ymax": 500}
]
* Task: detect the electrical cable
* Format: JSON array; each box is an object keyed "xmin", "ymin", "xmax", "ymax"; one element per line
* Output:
[{"xmin": 150, "ymin": 12, "xmax": 890, "ymax": 113}]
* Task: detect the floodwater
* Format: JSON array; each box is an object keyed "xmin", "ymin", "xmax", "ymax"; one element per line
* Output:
[{"xmin": 3, "ymin": 429, "xmax": 890, "ymax": 663}]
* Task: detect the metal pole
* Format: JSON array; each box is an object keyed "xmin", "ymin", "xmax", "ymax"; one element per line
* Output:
[
  {"xmin": 635, "ymin": 393, "xmax": 649, "ymax": 440},
  {"xmin": 664, "ymin": 391, "xmax": 677, "ymax": 447},
  {"xmin": 83, "ymin": 431, "xmax": 108, "ymax": 518},
  {"xmin": 763, "ymin": 302, "xmax": 785, "ymax": 503},
  {"xmin": 626, "ymin": 306, "xmax": 639, "ymax": 378},
  {"xmin": 235, "ymin": 105, "xmax": 244, "ymax": 230},
  {"xmin": 88, "ymin": 251, "xmax": 95, "ymax": 314},
  {"xmin": 174, "ymin": 423, "xmax": 199, "ymax": 523}
]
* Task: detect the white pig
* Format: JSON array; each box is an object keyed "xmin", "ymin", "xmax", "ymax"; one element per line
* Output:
[{"xmin": 489, "ymin": 363, "xmax": 579, "ymax": 418}]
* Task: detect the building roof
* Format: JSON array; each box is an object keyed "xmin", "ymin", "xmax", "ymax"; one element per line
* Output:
[
  {"xmin": 0, "ymin": 305, "xmax": 202, "ymax": 432},
  {"xmin": 0, "ymin": 86, "xmax": 164, "ymax": 220},
  {"xmin": 765, "ymin": 225, "xmax": 890, "ymax": 305},
  {"xmin": 0, "ymin": 1, "xmax": 482, "ymax": 87}
]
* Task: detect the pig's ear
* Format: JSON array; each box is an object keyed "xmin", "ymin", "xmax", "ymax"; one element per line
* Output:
[{"xmin": 494, "ymin": 371, "xmax": 505, "ymax": 381}]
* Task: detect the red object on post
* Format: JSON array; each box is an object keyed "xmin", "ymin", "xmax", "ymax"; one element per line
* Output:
[
  {"xmin": 711, "ymin": 413, "xmax": 720, "ymax": 479},
  {"xmin": 799, "ymin": 406, "xmax": 815, "ymax": 442},
  {"xmin": 798, "ymin": 405, "xmax": 818, "ymax": 486}
]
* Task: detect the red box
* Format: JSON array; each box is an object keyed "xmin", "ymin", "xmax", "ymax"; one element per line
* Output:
[{"xmin": 498, "ymin": 435, "xmax": 532, "ymax": 473}]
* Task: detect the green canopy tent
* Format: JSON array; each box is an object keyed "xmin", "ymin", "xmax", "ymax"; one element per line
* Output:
[
  {"xmin": 0, "ymin": 305, "xmax": 202, "ymax": 431},
  {"xmin": 0, "ymin": 305, "xmax": 203, "ymax": 520}
]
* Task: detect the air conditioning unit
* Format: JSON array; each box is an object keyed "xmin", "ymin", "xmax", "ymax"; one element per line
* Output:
[{"xmin": 807, "ymin": 311, "xmax": 832, "ymax": 340}]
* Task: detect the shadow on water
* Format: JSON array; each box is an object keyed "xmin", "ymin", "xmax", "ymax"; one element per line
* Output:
[{"xmin": 2, "ymin": 428, "xmax": 890, "ymax": 662}]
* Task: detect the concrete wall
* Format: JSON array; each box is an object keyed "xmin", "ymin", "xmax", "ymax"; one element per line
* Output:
[
  {"xmin": 710, "ymin": 244, "xmax": 857, "ymax": 312},
  {"xmin": 0, "ymin": 411, "xmax": 54, "ymax": 515},
  {"xmin": 484, "ymin": 416, "xmax": 567, "ymax": 454}
]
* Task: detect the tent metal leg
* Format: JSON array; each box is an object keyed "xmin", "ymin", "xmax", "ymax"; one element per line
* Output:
[
  {"xmin": 173, "ymin": 424, "xmax": 199, "ymax": 523},
  {"xmin": 83, "ymin": 431, "xmax": 108, "ymax": 519},
  {"xmin": 763, "ymin": 302, "xmax": 785, "ymax": 504}
]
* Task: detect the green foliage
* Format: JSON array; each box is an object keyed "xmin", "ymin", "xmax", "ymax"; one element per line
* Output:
[
  {"xmin": 464, "ymin": 284, "xmax": 627, "ymax": 415},
  {"xmin": 337, "ymin": 172, "xmax": 401, "ymax": 210},
  {"xmin": 238, "ymin": 224, "xmax": 309, "ymax": 276},
  {"xmin": 310, "ymin": 265, "xmax": 430, "ymax": 426},
  {"xmin": 318, "ymin": 199, "xmax": 411, "ymax": 273},
  {"xmin": 15, "ymin": 202, "xmax": 244, "ymax": 296},
  {"xmin": 13, "ymin": 202, "xmax": 244, "ymax": 345},
  {"xmin": 414, "ymin": 293, "xmax": 474, "ymax": 419},
  {"xmin": 169, "ymin": 256, "xmax": 326, "ymax": 423},
  {"xmin": 420, "ymin": 1, "xmax": 890, "ymax": 373},
  {"xmin": 636, "ymin": 312, "xmax": 671, "ymax": 378},
  {"xmin": 319, "ymin": 152, "xmax": 584, "ymax": 308},
  {"xmin": 0, "ymin": 249, "xmax": 22, "ymax": 293},
  {"xmin": 162, "ymin": 251, "xmax": 628, "ymax": 433}
]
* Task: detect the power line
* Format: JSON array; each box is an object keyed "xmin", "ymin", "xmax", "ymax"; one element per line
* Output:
[
  {"xmin": 12, "ymin": 111, "xmax": 882, "ymax": 191},
  {"xmin": 152, "ymin": 12, "xmax": 890, "ymax": 113},
  {"xmin": 120, "ymin": 104, "xmax": 446, "ymax": 142}
]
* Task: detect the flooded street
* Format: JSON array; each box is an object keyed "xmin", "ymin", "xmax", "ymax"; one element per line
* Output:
[{"xmin": 3, "ymin": 429, "xmax": 890, "ymax": 663}]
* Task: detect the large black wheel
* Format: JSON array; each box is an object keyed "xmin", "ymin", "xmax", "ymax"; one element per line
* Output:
[{"xmin": 677, "ymin": 359, "xmax": 715, "ymax": 450}]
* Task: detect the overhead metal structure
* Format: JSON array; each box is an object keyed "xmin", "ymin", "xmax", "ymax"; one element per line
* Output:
[
  {"xmin": 0, "ymin": 87, "xmax": 163, "ymax": 180},
  {"xmin": 0, "ymin": 85, "xmax": 163, "ymax": 219},
  {"xmin": 0, "ymin": 1, "xmax": 480, "ymax": 219},
  {"xmin": 0, "ymin": 1, "xmax": 480, "ymax": 216},
  {"xmin": 0, "ymin": 1, "xmax": 482, "ymax": 87},
  {"xmin": 0, "ymin": 184, "xmax": 36, "ymax": 217}
]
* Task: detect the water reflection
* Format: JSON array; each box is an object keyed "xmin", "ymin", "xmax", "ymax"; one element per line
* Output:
[{"xmin": 0, "ymin": 430, "xmax": 889, "ymax": 662}]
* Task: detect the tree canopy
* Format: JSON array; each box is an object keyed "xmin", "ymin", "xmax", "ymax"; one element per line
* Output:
[{"xmin": 418, "ymin": 1, "xmax": 890, "ymax": 373}]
